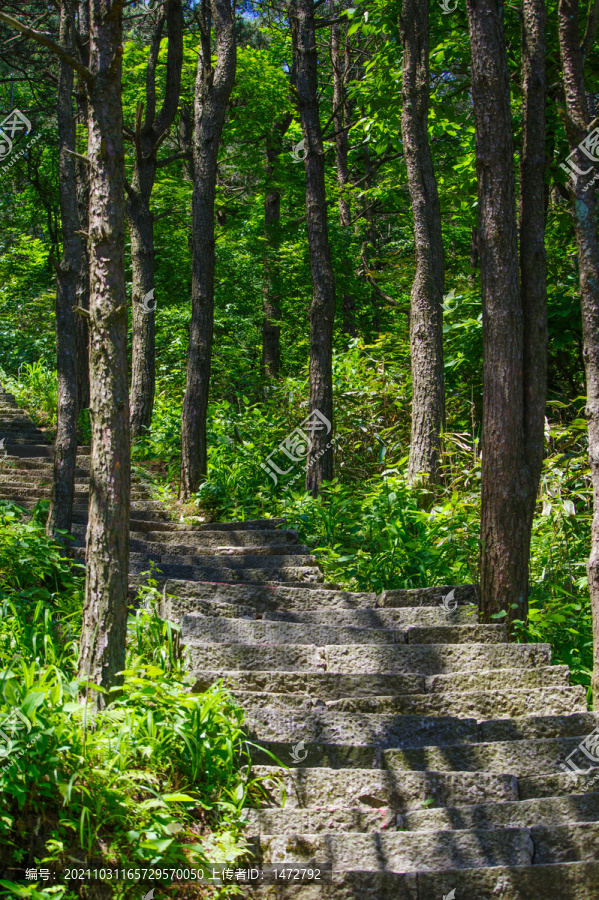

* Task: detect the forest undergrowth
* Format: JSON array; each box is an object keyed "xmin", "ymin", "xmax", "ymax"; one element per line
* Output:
[{"xmin": 0, "ymin": 502, "xmax": 262, "ymax": 900}]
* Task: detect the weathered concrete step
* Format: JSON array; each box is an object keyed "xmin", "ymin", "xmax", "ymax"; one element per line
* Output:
[
  {"xmin": 0, "ymin": 415, "xmax": 45, "ymax": 425},
  {"xmin": 2, "ymin": 446, "xmax": 53, "ymax": 458},
  {"xmin": 183, "ymin": 616, "xmax": 406, "ymax": 646},
  {"xmin": 401, "ymin": 791, "xmax": 599, "ymax": 832},
  {"xmin": 0, "ymin": 435, "xmax": 48, "ymax": 445},
  {"xmin": 253, "ymin": 764, "xmax": 518, "ymax": 811},
  {"xmin": 188, "ymin": 619, "xmax": 506, "ymax": 646},
  {"xmin": 129, "ymin": 550, "xmax": 318, "ymax": 569},
  {"xmin": 190, "ymin": 518, "xmax": 287, "ymax": 531},
  {"xmin": 256, "ymin": 822, "xmax": 599, "ymax": 871},
  {"xmin": 142, "ymin": 528, "xmax": 300, "ymax": 547},
  {"xmin": 246, "ymin": 709, "xmax": 481, "ymax": 749},
  {"xmin": 521, "ymin": 769, "xmax": 599, "ymax": 799},
  {"xmin": 0, "ymin": 473, "xmax": 91, "ymax": 486},
  {"xmin": 246, "ymin": 705, "xmax": 597, "ymax": 748},
  {"xmin": 425, "ymin": 663, "xmax": 572, "ymax": 693},
  {"xmin": 188, "ymin": 641, "xmax": 551, "ymax": 675},
  {"xmin": 249, "ymin": 715, "xmax": 599, "ymax": 766},
  {"xmin": 236, "ymin": 685, "xmax": 587, "ymax": 720},
  {"xmin": 262, "ymin": 606, "xmax": 476, "ymax": 627},
  {"xmin": 1, "ymin": 471, "xmax": 145, "ymax": 486},
  {"xmin": 378, "ymin": 584, "xmax": 478, "ymax": 609},
  {"xmin": 245, "ymin": 806, "xmax": 398, "ymax": 835},
  {"xmin": 194, "ymin": 665, "xmax": 571, "ymax": 699},
  {"xmin": 0, "ymin": 427, "xmax": 46, "ymax": 438},
  {"xmin": 68, "ymin": 507, "xmax": 173, "ymax": 525},
  {"xmin": 248, "ymin": 861, "xmax": 599, "ymax": 900},
  {"xmin": 384, "ymin": 734, "xmax": 596, "ymax": 776},
  {"xmin": 12, "ymin": 496, "xmax": 169, "ymax": 516},
  {"xmin": 161, "ymin": 580, "xmax": 378, "ymax": 617},
  {"xmin": 0, "ymin": 457, "xmax": 89, "ymax": 471},
  {"xmin": 0, "ymin": 484, "xmax": 150, "ymax": 500},
  {"xmin": 129, "ymin": 537, "xmax": 308, "ymax": 557},
  {"xmin": 133, "ymin": 562, "xmax": 322, "ymax": 583},
  {"xmin": 255, "ymin": 826, "xmax": 536, "ymax": 871}
]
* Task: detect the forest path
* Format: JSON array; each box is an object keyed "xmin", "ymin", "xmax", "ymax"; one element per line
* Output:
[{"xmin": 1, "ymin": 388, "xmax": 599, "ymax": 898}]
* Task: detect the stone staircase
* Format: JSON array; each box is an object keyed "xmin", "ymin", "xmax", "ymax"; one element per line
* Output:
[{"xmin": 2, "ymin": 388, "xmax": 599, "ymax": 898}]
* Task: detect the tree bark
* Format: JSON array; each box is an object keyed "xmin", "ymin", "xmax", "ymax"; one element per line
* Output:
[
  {"xmin": 179, "ymin": 0, "xmax": 236, "ymax": 498},
  {"xmin": 75, "ymin": 0, "xmax": 90, "ymax": 412},
  {"xmin": 520, "ymin": 0, "xmax": 548, "ymax": 604},
  {"xmin": 288, "ymin": 0, "xmax": 337, "ymax": 497},
  {"xmin": 127, "ymin": 0, "xmax": 183, "ymax": 438},
  {"xmin": 262, "ymin": 117, "xmax": 291, "ymax": 377},
  {"xmin": 47, "ymin": 0, "xmax": 82, "ymax": 538},
  {"xmin": 400, "ymin": 0, "xmax": 445, "ymax": 486},
  {"xmin": 558, "ymin": 0, "xmax": 599, "ymax": 707},
  {"xmin": 466, "ymin": 0, "xmax": 547, "ymax": 627},
  {"xmin": 78, "ymin": 0, "xmax": 130, "ymax": 699}
]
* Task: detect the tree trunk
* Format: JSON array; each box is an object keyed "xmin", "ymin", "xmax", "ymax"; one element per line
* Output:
[
  {"xmin": 520, "ymin": 0, "xmax": 548, "ymax": 602},
  {"xmin": 47, "ymin": 0, "xmax": 82, "ymax": 538},
  {"xmin": 558, "ymin": 0, "xmax": 599, "ymax": 707},
  {"xmin": 75, "ymin": 0, "xmax": 90, "ymax": 411},
  {"xmin": 400, "ymin": 0, "xmax": 445, "ymax": 486},
  {"xmin": 127, "ymin": 0, "xmax": 183, "ymax": 438},
  {"xmin": 262, "ymin": 117, "xmax": 291, "ymax": 377},
  {"xmin": 288, "ymin": 0, "xmax": 337, "ymax": 497},
  {"xmin": 78, "ymin": 0, "xmax": 130, "ymax": 700},
  {"xmin": 466, "ymin": 0, "xmax": 544, "ymax": 626},
  {"xmin": 179, "ymin": 0, "xmax": 236, "ymax": 498}
]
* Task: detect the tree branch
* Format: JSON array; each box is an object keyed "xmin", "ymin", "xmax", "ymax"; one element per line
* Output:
[{"xmin": 0, "ymin": 11, "xmax": 94, "ymax": 84}]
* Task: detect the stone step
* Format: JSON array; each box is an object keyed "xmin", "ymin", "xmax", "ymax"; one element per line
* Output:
[
  {"xmin": 183, "ymin": 614, "xmax": 505, "ymax": 646},
  {"xmin": 0, "ymin": 457, "xmax": 89, "ymax": 471},
  {"xmin": 379, "ymin": 585, "xmax": 478, "ymax": 608},
  {"xmin": 192, "ymin": 517, "xmax": 287, "ymax": 531},
  {"xmin": 248, "ymin": 792, "xmax": 599, "ymax": 836},
  {"xmin": 130, "ymin": 561, "xmax": 322, "ymax": 583},
  {"xmin": 245, "ymin": 705, "xmax": 597, "ymax": 749},
  {"xmin": 248, "ymin": 861, "xmax": 599, "ymax": 900},
  {"xmin": 2, "ymin": 446, "xmax": 53, "ymax": 458},
  {"xmin": 141, "ymin": 528, "xmax": 300, "ymax": 548},
  {"xmin": 188, "ymin": 640, "xmax": 551, "ymax": 675},
  {"xmin": 383, "ymin": 734, "xmax": 598, "ymax": 776},
  {"xmin": 235, "ymin": 685, "xmax": 587, "ymax": 720},
  {"xmin": 0, "ymin": 429, "xmax": 46, "ymax": 439},
  {"xmin": 261, "ymin": 606, "xmax": 476, "ymax": 627},
  {"xmin": 0, "ymin": 413, "xmax": 45, "ymax": 424},
  {"xmin": 129, "ymin": 538, "xmax": 307, "ymax": 557},
  {"xmin": 0, "ymin": 484, "xmax": 150, "ymax": 500},
  {"xmin": 255, "ymin": 821, "xmax": 599, "ymax": 871},
  {"xmin": 0, "ymin": 434, "xmax": 49, "ymax": 445},
  {"xmin": 193, "ymin": 664, "xmax": 572, "ymax": 699},
  {"xmin": 0, "ymin": 471, "xmax": 91, "ymax": 484},
  {"xmin": 245, "ymin": 806, "xmax": 398, "ymax": 835},
  {"xmin": 248, "ymin": 714, "xmax": 599, "ymax": 765},
  {"xmin": 401, "ymin": 791, "xmax": 599, "ymax": 832},
  {"xmin": 183, "ymin": 615, "xmax": 406, "ymax": 646},
  {"xmin": 129, "ymin": 549, "xmax": 318, "ymax": 569},
  {"xmin": 161, "ymin": 578, "xmax": 402, "ymax": 613},
  {"xmin": 252, "ymin": 764, "xmax": 518, "ymax": 811}
]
